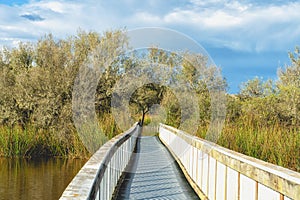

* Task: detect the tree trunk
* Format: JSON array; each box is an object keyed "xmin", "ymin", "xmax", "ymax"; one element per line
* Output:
[{"xmin": 141, "ymin": 111, "xmax": 146, "ymax": 126}]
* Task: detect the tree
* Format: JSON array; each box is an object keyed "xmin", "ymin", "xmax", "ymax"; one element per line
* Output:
[
  {"xmin": 160, "ymin": 89, "xmax": 181, "ymax": 127},
  {"xmin": 129, "ymin": 83, "xmax": 164, "ymax": 126},
  {"xmin": 276, "ymin": 46, "xmax": 300, "ymax": 125},
  {"xmin": 239, "ymin": 77, "xmax": 275, "ymax": 99}
]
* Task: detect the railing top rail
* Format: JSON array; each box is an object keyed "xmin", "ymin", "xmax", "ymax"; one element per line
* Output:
[
  {"xmin": 60, "ymin": 123, "xmax": 138, "ymax": 200},
  {"xmin": 160, "ymin": 123, "xmax": 300, "ymax": 199}
]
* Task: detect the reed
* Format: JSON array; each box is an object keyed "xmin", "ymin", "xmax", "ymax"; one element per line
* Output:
[
  {"xmin": 1, "ymin": 111, "xmax": 298, "ymax": 172},
  {"xmin": 0, "ymin": 125, "xmax": 90, "ymax": 158},
  {"xmin": 196, "ymin": 120, "xmax": 300, "ymax": 172},
  {"xmin": 0, "ymin": 125, "xmax": 34, "ymax": 157},
  {"xmin": 0, "ymin": 113, "xmax": 121, "ymax": 158}
]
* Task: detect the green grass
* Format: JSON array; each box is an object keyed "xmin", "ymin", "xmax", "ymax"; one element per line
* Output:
[
  {"xmin": 0, "ymin": 125, "xmax": 34, "ymax": 157},
  {"xmin": 1, "ymin": 112, "xmax": 298, "ymax": 173},
  {"xmin": 0, "ymin": 125, "xmax": 89, "ymax": 158},
  {"xmin": 196, "ymin": 120, "xmax": 300, "ymax": 172},
  {"xmin": 0, "ymin": 113, "xmax": 121, "ymax": 158}
]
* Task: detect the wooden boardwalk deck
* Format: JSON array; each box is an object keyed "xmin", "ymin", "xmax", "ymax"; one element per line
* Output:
[{"xmin": 114, "ymin": 136, "xmax": 199, "ymax": 200}]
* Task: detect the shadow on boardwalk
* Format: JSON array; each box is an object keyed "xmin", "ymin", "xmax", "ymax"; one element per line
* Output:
[{"xmin": 113, "ymin": 136, "xmax": 199, "ymax": 200}]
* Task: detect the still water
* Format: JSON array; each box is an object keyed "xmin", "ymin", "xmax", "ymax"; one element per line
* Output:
[{"xmin": 0, "ymin": 158, "xmax": 87, "ymax": 200}]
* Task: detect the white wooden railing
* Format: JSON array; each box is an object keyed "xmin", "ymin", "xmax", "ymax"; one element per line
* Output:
[
  {"xmin": 60, "ymin": 123, "xmax": 140, "ymax": 200},
  {"xmin": 159, "ymin": 124, "xmax": 300, "ymax": 200}
]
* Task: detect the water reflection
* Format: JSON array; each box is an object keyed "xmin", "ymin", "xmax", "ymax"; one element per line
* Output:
[{"xmin": 0, "ymin": 158, "xmax": 87, "ymax": 200}]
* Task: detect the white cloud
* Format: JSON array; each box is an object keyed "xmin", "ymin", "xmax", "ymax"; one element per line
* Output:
[
  {"xmin": 159, "ymin": 1, "xmax": 300, "ymax": 52},
  {"xmin": 132, "ymin": 12, "xmax": 162, "ymax": 24},
  {"xmin": 226, "ymin": 1, "xmax": 250, "ymax": 12},
  {"xmin": 29, "ymin": 1, "xmax": 67, "ymax": 13},
  {"xmin": 0, "ymin": 0, "xmax": 299, "ymax": 53},
  {"xmin": 204, "ymin": 11, "xmax": 241, "ymax": 28},
  {"xmin": 164, "ymin": 10, "xmax": 242, "ymax": 28}
]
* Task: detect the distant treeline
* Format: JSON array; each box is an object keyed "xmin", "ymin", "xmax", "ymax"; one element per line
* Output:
[{"xmin": 0, "ymin": 29, "xmax": 298, "ymax": 172}]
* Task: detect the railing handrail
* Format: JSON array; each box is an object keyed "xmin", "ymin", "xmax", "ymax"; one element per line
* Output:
[
  {"xmin": 160, "ymin": 123, "xmax": 300, "ymax": 199},
  {"xmin": 60, "ymin": 123, "xmax": 139, "ymax": 199}
]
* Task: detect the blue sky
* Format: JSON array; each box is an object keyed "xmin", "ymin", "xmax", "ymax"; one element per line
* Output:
[{"xmin": 0, "ymin": 0, "xmax": 300, "ymax": 93}]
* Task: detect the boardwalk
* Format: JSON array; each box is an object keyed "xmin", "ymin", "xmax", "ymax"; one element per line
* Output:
[
  {"xmin": 114, "ymin": 136, "xmax": 199, "ymax": 200},
  {"xmin": 60, "ymin": 124, "xmax": 300, "ymax": 200}
]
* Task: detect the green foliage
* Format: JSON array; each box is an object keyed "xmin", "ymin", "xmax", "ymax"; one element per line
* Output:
[
  {"xmin": 206, "ymin": 46, "xmax": 300, "ymax": 171},
  {"xmin": 0, "ymin": 29, "xmax": 127, "ymax": 157},
  {"xmin": 161, "ymin": 90, "xmax": 181, "ymax": 127},
  {"xmin": 240, "ymin": 77, "xmax": 275, "ymax": 99},
  {"xmin": 143, "ymin": 116, "xmax": 151, "ymax": 126},
  {"xmin": 237, "ymin": 47, "xmax": 300, "ymax": 127},
  {"xmin": 276, "ymin": 48, "xmax": 300, "ymax": 126},
  {"xmin": 0, "ymin": 27, "xmax": 298, "ymax": 172},
  {"xmin": 129, "ymin": 83, "xmax": 164, "ymax": 125}
]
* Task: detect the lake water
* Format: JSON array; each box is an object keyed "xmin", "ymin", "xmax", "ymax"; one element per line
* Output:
[{"xmin": 0, "ymin": 158, "xmax": 87, "ymax": 200}]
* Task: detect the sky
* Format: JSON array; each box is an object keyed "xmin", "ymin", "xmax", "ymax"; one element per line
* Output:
[{"xmin": 0, "ymin": 0, "xmax": 300, "ymax": 93}]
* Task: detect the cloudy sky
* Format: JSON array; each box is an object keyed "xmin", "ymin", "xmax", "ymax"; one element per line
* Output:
[{"xmin": 0, "ymin": 0, "xmax": 300, "ymax": 93}]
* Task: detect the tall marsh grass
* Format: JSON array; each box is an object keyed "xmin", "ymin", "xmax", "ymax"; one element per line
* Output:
[
  {"xmin": 196, "ymin": 120, "xmax": 300, "ymax": 172},
  {"xmin": 0, "ymin": 113, "xmax": 121, "ymax": 158},
  {"xmin": 0, "ymin": 125, "xmax": 89, "ymax": 158}
]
